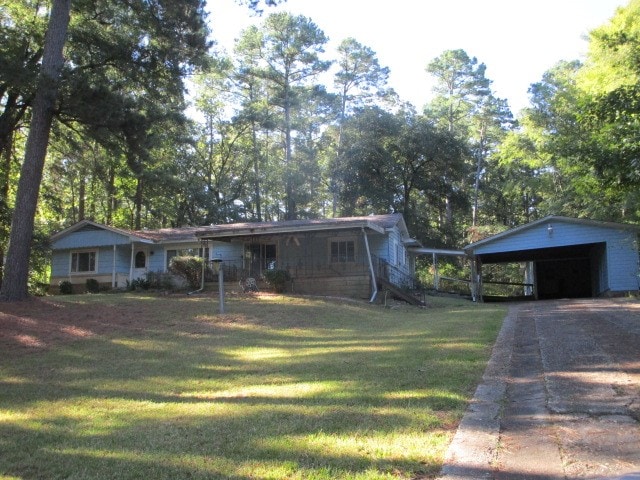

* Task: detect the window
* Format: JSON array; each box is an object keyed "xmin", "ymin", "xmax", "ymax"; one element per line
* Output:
[
  {"xmin": 331, "ymin": 240, "xmax": 355, "ymax": 263},
  {"xmin": 71, "ymin": 251, "xmax": 96, "ymax": 273},
  {"xmin": 135, "ymin": 251, "xmax": 146, "ymax": 268}
]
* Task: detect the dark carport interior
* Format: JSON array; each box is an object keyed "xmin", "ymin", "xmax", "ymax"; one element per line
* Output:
[{"xmin": 476, "ymin": 242, "xmax": 605, "ymax": 300}]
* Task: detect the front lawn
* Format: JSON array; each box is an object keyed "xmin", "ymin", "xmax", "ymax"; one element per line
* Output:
[{"xmin": 0, "ymin": 293, "xmax": 505, "ymax": 479}]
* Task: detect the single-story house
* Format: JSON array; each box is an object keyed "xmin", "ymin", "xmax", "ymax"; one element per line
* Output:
[
  {"xmin": 49, "ymin": 220, "xmax": 218, "ymax": 292},
  {"xmin": 49, "ymin": 213, "xmax": 421, "ymax": 300},
  {"xmin": 465, "ymin": 215, "xmax": 640, "ymax": 300}
]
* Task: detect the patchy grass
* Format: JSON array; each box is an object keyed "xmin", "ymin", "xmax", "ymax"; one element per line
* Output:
[{"xmin": 0, "ymin": 293, "xmax": 505, "ymax": 479}]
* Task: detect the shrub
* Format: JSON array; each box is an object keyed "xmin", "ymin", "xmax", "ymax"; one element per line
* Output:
[
  {"xmin": 59, "ymin": 280, "xmax": 73, "ymax": 295},
  {"xmin": 128, "ymin": 277, "xmax": 151, "ymax": 291},
  {"xmin": 262, "ymin": 269, "xmax": 291, "ymax": 293},
  {"xmin": 169, "ymin": 256, "xmax": 203, "ymax": 290},
  {"xmin": 85, "ymin": 278, "xmax": 100, "ymax": 293},
  {"xmin": 145, "ymin": 270, "xmax": 174, "ymax": 290}
]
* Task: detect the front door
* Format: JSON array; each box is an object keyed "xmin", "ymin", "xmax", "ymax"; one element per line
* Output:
[{"xmin": 133, "ymin": 248, "xmax": 148, "ymax": 279}]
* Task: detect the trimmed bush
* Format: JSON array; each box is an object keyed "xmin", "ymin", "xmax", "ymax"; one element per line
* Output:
[
  {"xmin": 145, "ymin": 271, "xmax": 175, "ymax": 291},
  {"xmin": 169, "ymin": 256, "xmax": 204, "ymax": 290},
  {"xmin": 59, "ymin": 280, "xmax": 73, "ymax": 295},
  {"xmin": 128, "ymin": 277, "xmax": 150, "ymax": 291},
  {"xmin": 263, "ymin": 269, "xmax": 291, "ymax": 293},
  {"xmin": 86, "ymin": 278, "xmax": 100, "ymax": 293}
]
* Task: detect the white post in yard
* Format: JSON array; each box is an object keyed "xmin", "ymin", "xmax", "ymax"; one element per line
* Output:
[
  {"xmin": 112, "ymin": 244, "xmax": 117, "ymax": 288},
  {"xmin": 212, "ymin": 258, "xmax": 224, "ymax": 314}
]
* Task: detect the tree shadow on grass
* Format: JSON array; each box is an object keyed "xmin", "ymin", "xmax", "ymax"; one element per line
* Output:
[{"xmin": 0, "ymin": 294, "xmax": 502, "ymax": 479}]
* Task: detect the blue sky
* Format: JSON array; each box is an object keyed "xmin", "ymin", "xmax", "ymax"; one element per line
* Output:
[{"xmin": 207, "ymin": 0, "xmax": 628, "ymax": 113}]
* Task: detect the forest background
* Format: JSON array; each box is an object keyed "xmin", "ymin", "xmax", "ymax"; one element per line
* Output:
[{"xmin": 2, "ymin": 0, "xmax": 640, "ymax": 294}]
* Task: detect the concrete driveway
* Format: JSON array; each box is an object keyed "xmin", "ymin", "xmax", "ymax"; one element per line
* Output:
[{"xmin": 438, "ymin": 299, "xmax": 640, "ymax": 480}]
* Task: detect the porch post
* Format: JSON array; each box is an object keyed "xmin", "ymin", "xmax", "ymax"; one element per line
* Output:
[
  {"xmin": 524, "ymin": 261, "xmax": 534, "ymax": 297},
  {"xmin": 129, "ymin": 243, "xmax": 135, "ymax": 283}
]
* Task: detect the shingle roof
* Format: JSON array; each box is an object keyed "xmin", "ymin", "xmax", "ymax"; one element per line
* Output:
[
  {"xmin": 52, "ymin": 214, "xmax": 412, "ymax": 245},
  {"xmin": 130, "ymin": 226, "xmax": 214, "ymax": 243},
  {"xmin": 195, "ymin": 213, "xmax": 406, "ymax": 239}
]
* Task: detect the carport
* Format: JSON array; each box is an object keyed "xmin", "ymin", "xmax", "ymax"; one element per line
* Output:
[{"xmin": 465, "ymin": 216, "xmax": 640, "ymax": 301}]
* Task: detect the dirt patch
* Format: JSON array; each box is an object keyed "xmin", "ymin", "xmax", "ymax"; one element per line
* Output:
[
  {"xmin": 0, "ymin": 292, "xmax": 362, "ymax": 357},
  {"xmin": 0, "ymin": 296, "xmax": 159, "ymax": 357}
]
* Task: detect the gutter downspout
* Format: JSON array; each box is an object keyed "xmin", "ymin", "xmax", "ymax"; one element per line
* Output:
[{"xmin": 362, "ymin": 227, "xmax": 378, "ymax": 303}]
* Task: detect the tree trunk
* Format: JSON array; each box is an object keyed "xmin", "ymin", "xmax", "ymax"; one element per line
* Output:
[
  {"xmin": 0, "ymin": 92, "xmax": 27, "ymax": 162},
  {"xmin": 134, "ymin": 176, "xmax": 143, "ymax": 230},
  {"xmin": 1, "ymin": 0, "xmax": 71, "ymax": 301},
  {"xmin": 107, "ymin": 164, "xmax": 116, "ymax": 224},
  {"xmin": 78, "ymin": 171, "xmax": 86, "ymax": 221},
  {"xmin": 0, "ymin": 125, "xmax": 15, "ymax": 288},
  {"xmin": 252, "ymin": 121, "xmax": 262, "ymax": 222},
  {"xmin": 283, "ymin": 82, "xmax": 295, "ymax": 220}
]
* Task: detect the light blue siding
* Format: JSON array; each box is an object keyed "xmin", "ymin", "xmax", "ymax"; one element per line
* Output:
[
  {"xmin": 97, "ymin": 246, "xmax": 113, "ymax": 274},
  {"xmin": 52, "ymin": 229, "xmax": 131, "ymax": 249},
  {"xmin": 51, "ymin": 251, "xmax": 71, "ymax": 277},
  {"xmin": 473, "ymin": 219, "xmax": 639, "ymax": 294},
  {"xmin": 147, "ymin": 246, "xmax": 166, "ymax": 272},
  {"xmin": 51, "ymin": 245, "xmax": 132, "ymax": 277},
  {"xmin": 211, "ymin": 242, "xmax": 244, "ymax": 267},
  {"xmin": 606, "ymin": 232, "xmax": 638, "ymax": 291},
  {"xmin": 116, "ymin": 246, "xmax": 131, "ymax": 273},
  {"xmin": 473, "ymin": 221, "xmax": 633, "ymax": 255},
  {"xmin": 370, "ymin": 228, "xmax": 411, "ymax": 277}
]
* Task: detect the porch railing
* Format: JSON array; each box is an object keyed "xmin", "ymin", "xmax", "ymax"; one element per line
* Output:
[{"xmin": 373, "ymin": 255, "xmax": 425, "ymax": 292}]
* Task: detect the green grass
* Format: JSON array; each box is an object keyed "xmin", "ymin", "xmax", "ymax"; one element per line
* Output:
[{"xmin": 0, "ymin": 293, "xmax": 505, "ymax": 479}]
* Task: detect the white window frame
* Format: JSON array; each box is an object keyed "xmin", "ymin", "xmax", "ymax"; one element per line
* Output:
[
  {"xmin": 329, "ymin": 237, "xmax": 356, "ymax": 264},
  {"xmin": 70, "ymin": 250, "xmax": 98, "ymax": 274}
]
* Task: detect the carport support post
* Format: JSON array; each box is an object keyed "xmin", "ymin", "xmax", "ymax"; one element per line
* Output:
[
  {"xmin": 433, "ymin": 252, "xmax": 440, "ymax": 290},
  {"xmin": 470, "ymin": 256, "xmax": 483, "ymax": 302}
]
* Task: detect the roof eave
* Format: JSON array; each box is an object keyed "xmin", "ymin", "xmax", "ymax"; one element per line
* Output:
[
  {"xmin": 51, "ymin": 219, "xmax": 155, "ymax": 244},
  {"xmin": 197, "ymin": 221, "xmax": 386, "ymax": 239},
  {"xmin": 465, "ymin": 215, "xmax": 640, "ymax": 253},
  {"xmin": 409, "ymin": 247, "xmax": 466, "ymax": 256}
]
